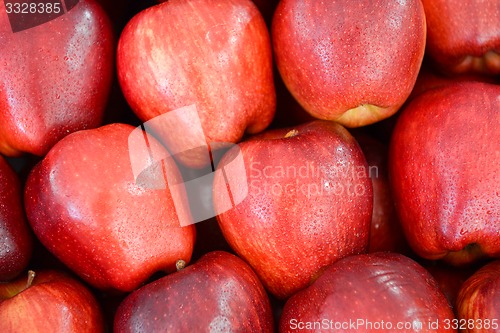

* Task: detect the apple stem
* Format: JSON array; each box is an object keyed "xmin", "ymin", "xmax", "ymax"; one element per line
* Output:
[
  {"xmin": 284, "ymin": 129, "xmax": 299, "ymax": 138},
  {"xmin": 26, "ymin": 270, "xmax": 36, "ymax": 288},
  {"xmin": 176, "ymin": 260, "xmax": 186, "ymax": 271}
]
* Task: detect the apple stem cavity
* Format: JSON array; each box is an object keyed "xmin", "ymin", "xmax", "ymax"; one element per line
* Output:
[
  {"xmin": 26, "ymin": 270, "xmax": 36, "ymax": 288},
  {"xmin": 445, "ymin": 243, "xmax": 485, "ymax": 266},
  {"xmin": 175, "ymin": 260, "xmax": 186, "ymax": 271},
  {"xmin": 284, "ymin": 129, "xmax": 299, "ymax": 138}
]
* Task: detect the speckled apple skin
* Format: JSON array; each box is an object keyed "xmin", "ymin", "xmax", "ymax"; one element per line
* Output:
[
  {"xmin": 421, "ymin": 0, "xmax": 500, "ymax": 75},
  {"xmin": 280, "ymin": 252, "xmax": 456, "ymax": 333},
  {"xmin": 0, "ymin": 0, "xmax": 114, "ymax": 157},
  {"xmin": 0, "ymin": 270, "xmax": 104, "ymax": 333},
  {"xmin": 456, "ymin": 260, "xmax": 500, "ymax": 333},
  {"xmin": 117, "ymin": 0, "xmax": 276, "ymax": 168},
  {"xmin": 272, "ymin": 0, "xmax": 426, "ymax": 127},
  {"xmin": 114, "ymin": 251, "xmax": 274, "ymax": 333},
  {"xmin": 214, "ymin": 121, "xmax": 373, "ymax": 299},
  {"xmin": 24, "ymin": 124, "xmax": 196, "ymax": 292},
  {"xmin": 389, "ymin": 82, "xmax": 500, "ymax": 265},
  {"xmin": 0, "ymin": 156, "xmax": 32, "ymax": 281}
]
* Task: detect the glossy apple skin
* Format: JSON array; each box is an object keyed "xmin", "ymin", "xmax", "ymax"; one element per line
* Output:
[
  {"xmin": 280, "ymin": 252, "xmax": 456, "ymax": 333},
  {"xmin": 421, "ymin": 0, "xmax": 500, "ymax": 75},
  {"xmin": 117, "ymin": 0, "xmax": 276, "ymax": 168},
  {"xmin": 0, "ymin": 270, "xmax": 104, "ymax": 333},
  {"xmin": 213, "ymin": 121, "xmax": 372, "ymax": 299},
  {"xmin": 389, "ymin": 82, "xmax": 500, "ymax": 266},
  {"xmin": 354, "ymin": 134, "xmax": 409, "ymax": 254},
  {"xmin": 114, "ymin": 251, "xmax": 274, "ymax": 333},
  {"xmin": 24, "ymin": 123, "xmax": 196, "ymax": 292},
  {"xmin": 456, "ymin": 260, "xmax": 500, "ymax": 333},
  {"xmin": 272, "ymin": 0, "xmax": 426, "ymax": 127},
  {"xmin": 0, "ymin": 0, "xmax": 114, "ymax": 157},
  {"xmin": 0, "ymin": 156, "xmax": 32, "ymax": 281}
]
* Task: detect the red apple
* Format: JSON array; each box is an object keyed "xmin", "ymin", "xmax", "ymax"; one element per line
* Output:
[
  {"xmin": 213, "ymin": 120, "xmax": 372, "ymax": 299},
  {"xmin": 117, "ymin": 0, "xmax": 276, "ymax": 168},
  {"xmin": 354, "ymin": 134, "xmax": 409, "ymax": 254},
  {"xmin": 389, "ymin": 81, "xmax": 500, "ymax": 265},
  {"xmin": 456, "ymin": 260, "xmax": 500, "ymax": 333},
  {"xmin": 421, "ymin": 0, "xmax": 500, "ymax": 75},
  {"xmin": 272, "ymin": 0, "xmax": 426, "ymax": 127},
  {"xmin": 114, "ymin": 251, "xmax": 274, "ymax": 332},
  {"xmin": 0, "ymin": 270, "xmax": 104, "ymax": 332},
  {"xmin": 0, "ymin": 156, "xmax": 32, "ymax": 281},
  {"xmin": 24, "ymin": 123, "xmax": 196, "ymax": 292},
  {"xmin": 280, "ymin": 252, "xmax": 456, "ymax": 333},
  {"xmin": 0, "ymin": 0, "xmax": 114, "ymax": 157}
]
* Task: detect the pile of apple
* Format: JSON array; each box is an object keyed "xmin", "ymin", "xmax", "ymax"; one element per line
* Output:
[{"xmin": 1, "ymin": 0, "xmax": 499, "ymax": 332}]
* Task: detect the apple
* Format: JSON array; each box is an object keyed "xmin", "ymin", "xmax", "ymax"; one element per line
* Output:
[
  {"xmin": 0, "ymin": 270, "xmax": 104, "ymax": 332},
  {"xmin": 0, "ymin": 156, "xmax": 32, "ymax": 281},
  {"xmin": 280, "ymin": 252, "xmax": 456, "ymax": 333},
  {"xmin": 421, "ymin": 0, "xmax": 500, "ymax": 75},
  {"xmin": 114, "ymin": 251, "xmax": 274, "ymax": 332},
  {"xmin": 354, "ymin": 134, "xmax": 409, "ymax": 254},
  {"xmin": 117, "ymin": 0, "xmax": 276, "ymax": 168},
  {"xmin": 0, "ymin": 0, "xmax": 114, "ymax": 157},
  {"xmin": 24, "ymin": 123, "xmax": 196, "ymax": 292},
  {"xmin": 213, "ymin": 120, "xmax": 373, "ymax": 299},
  {"xmin": 272, "ymin": 0, "xmax": 426, "ymax": 127},
  {"xmin": 389, "ymin": 81, "xmax": 500, "ymax": 266},
  {"xmin": 456, "ymin": 260, "xmax": 500, "ymax": 333}
]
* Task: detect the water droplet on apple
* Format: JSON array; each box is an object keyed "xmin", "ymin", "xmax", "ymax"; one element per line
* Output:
[{"xmin": 459, "ymin": 228, "xmax": 467, "ymax": 236}]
